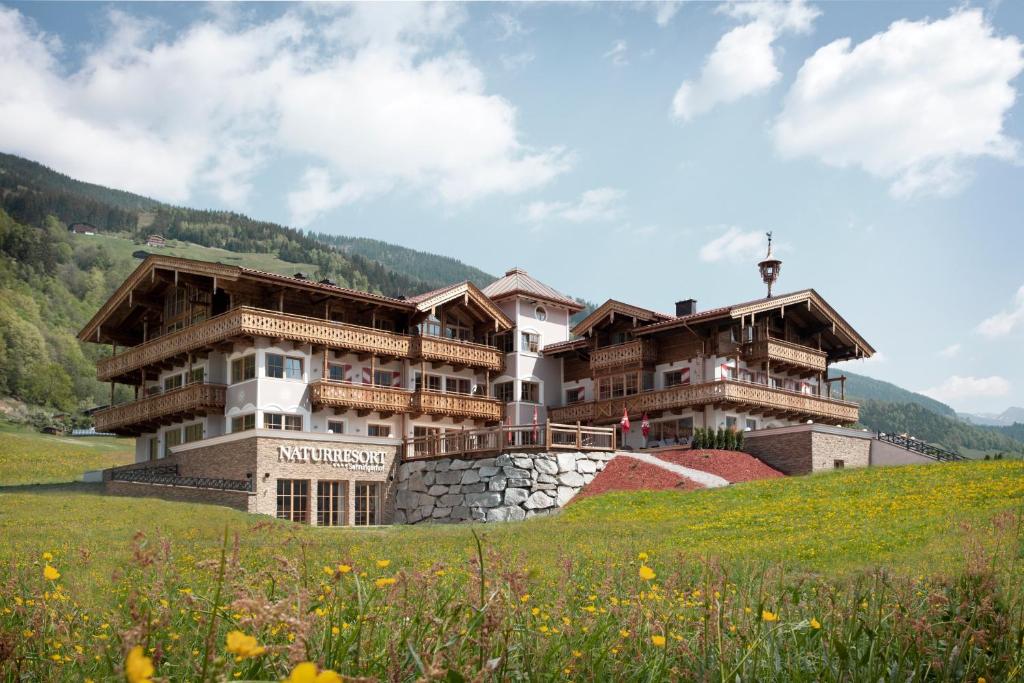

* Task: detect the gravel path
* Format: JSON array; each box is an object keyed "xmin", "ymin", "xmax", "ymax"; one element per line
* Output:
[{"xmin": 617, "ymin": 451, "xmax": 730, "ymax": 488}]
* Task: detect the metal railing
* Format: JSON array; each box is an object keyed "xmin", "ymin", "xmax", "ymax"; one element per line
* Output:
[
  {"xmin": 403, "ymin": 421, "xmax": 616, "ymax": 461},
  {"xmin": 110, "ymin": 467, "xmax": 254, "ymax": 492},
  {"xmin": 876, "ymin": 432, "xmax": 966, "ymax": 462}
]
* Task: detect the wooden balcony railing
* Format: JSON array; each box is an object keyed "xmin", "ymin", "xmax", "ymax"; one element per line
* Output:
[
  {"xmin": 412, "ymin": 390, "xmax": 504, "ymax": 422},
  {"xmin": 742, "ymin": 338, "xmax": 827, "ymax": 374},
  {"xmin": 97, "ymin": 307, "xmax": 503, "ymax": 381},
  {"xmin": 309, "ymin": 381, "xmax": 414, "ymax": 414},
  {"xmin": 548, "ymin": 379, "xmax": 858, "ymax": 425},
  {"xmin": 410, "ymin": 335, "xmax": 504, "ymax": 372},
  {"xmin": 590, "ymin": 339, "xmax": 657, "ymax": 373},
  {"xmin": 404, "ymin": 422, "xmax": 615, "ymax": 460},
  {"xmin": 94, "ymin": 383, "xmax": 227, "ymax": 433}
]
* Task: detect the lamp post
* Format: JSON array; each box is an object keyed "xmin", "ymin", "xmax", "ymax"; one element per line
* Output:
[{"xmin": 758, "ymin": 231, "xmax": 782, "ymax": 298}]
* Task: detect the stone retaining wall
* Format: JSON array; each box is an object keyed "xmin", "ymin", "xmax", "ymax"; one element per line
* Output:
[{"xmin": 394, "ymin": 451, "xmax": 615, "ymax": 524}]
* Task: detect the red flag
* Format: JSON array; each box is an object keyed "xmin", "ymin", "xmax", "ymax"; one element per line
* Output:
[
  {"xmin": 506, "ymin": 415, "xmax": 513, "ymax": 445},
  {"xmin": 532, "ymin": 406, "xmax": 539, "ymax": 440},
  {"xmin": 620, "ymin": 408, "xmax": 630, "ymax": 433},
  {"xmin": 641, "ymin": 413, "xmax": 650, "ymax": 438}
]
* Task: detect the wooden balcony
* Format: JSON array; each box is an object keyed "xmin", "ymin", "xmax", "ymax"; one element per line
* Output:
[
  {"xmin": 590, "ymin": 339, "xmax": 657, "ymax": 373},
  {"xmin": 548, "ymin": 379, "xmax": 858, "ymax": 426},
  {"xmin": 742, "ymin": 338, "xmax": 827, "ymax": 375},
  {"xmin": 310, "ymin": 381, "xmax": 413, "ymax": 415},
  {"xmin": 94, "ymin": 383, "xmax": 227, "ymax": 434},
  {"xmin": 410, "ymin": 335, "xmax": 503, "ymax": 372},
  {"xmin": 412, "ymin": 390, "xmax": 504, "ymax": 422}
]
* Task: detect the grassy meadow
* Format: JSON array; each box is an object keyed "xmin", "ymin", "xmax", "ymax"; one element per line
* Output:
[
  {"xmin": 1, "ymin": 458, "xmax": 1023, "ymax": 681},
  {"xmin": 0, "ymin": 422, "xmax": 133, "ymax": 486}
]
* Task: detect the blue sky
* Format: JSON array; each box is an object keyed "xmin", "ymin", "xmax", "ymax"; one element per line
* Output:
[{"xmin": 2, "ymin": 1, "xmax": 1023, "ymax": 413}]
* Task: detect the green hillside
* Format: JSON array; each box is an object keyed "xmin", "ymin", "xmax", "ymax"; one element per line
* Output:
[
  {"xmin": 842, "ymin": 371, "xmax": 955, "ymax": 416},
  {"xmin": 856, "ymin": 399, "xmax": 1024, "ymax": 456}
]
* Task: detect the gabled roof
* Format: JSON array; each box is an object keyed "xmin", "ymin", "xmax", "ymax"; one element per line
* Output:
[
  {"xmin": 482, "ymin": 267, "xmax": 584, "ymax": 312},
  {"xmin": 571, "ymin": 299, "xmax": 673, "ymax": 338},
  {"xmin": 634, "ymin": 289, "xmax": 876, "ymax": 357},
  {"xmin": 408, "ymin": 281, "xmax": 513, "ymax": 330}
]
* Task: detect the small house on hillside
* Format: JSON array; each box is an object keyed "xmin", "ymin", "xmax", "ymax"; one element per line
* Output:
[
  {"xmin": 69, "ymin": 223, "xmax": 97, "ymax": 235},
  {"xmin": 146, "ymin": 234, "xmax": 166, "ymax": 247}
]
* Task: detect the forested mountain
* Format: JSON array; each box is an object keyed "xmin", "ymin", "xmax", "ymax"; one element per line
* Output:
[
  {"xmin": 856, "ymin": 400, "xmax": 1023, "ymax": 456},
  {"xmin": 841, "ymin": 371, "xmax": 955, "ymax": 417}
]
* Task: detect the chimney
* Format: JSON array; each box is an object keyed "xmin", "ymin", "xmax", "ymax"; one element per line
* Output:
[{"xmin": 675, "ymin": 299, "xmax": 697, "ymax": 316}]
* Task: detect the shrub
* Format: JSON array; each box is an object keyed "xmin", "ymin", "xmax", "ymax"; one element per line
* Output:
[
  {"xmin": 735, "ymin": 428, "xmax": 745, "ymax": 451},
  {"xmin": 716, "ymin": 427, "xmax": 726, "ymax": 449},
  {"xmin": 692, "ymin": 428, "xmax": 704, "ymax": 450},
  {"xmin": 724, "ymin": 428, "xmax": 736, "ymax": 451}
]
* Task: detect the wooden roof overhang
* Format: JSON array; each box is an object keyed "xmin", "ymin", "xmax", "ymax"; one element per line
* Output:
[
  {"xmin": 410, "ymin": 282, "xmax": 513, "ymax": 331},
  {"xmin": 570, "ymin": 299, "xmax": 674, "ymax": 338},
  {"xmin": 486, "ymin": 288, "xmax": 585, "ymax": 313},
  {"xmin": 633, "ymin": 289, "xmax": 875, "ymax": 363},
  {"xmin": 78, "ymin": 255, "xmax": 416, "ymax": 345},
  {"xmin": 541, "ymin": 338, "xmax": 589, "ymax": 357}
]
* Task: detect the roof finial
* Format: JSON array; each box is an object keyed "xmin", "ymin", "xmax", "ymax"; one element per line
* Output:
[{"xmin": 758, "ymin": 231, "xmax": 782, "ymax": 298}]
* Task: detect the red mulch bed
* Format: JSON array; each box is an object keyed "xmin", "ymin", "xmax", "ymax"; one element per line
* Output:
[
  {"xmin": 654, "ymin": 449, "xmax": 784, "ymax": 483},
  {"xmin": 573, "ymin": 456, "xmax": 701, "ymax": 501}
]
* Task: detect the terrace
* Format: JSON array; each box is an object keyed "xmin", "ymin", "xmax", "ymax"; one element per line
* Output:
[
  {"xmin": 309, "ymin": 380, "xmax": 503, "ymax": 422},
  {"xmin": 93, "ymin": 382, "xmax": 227, "ymax": 434}
]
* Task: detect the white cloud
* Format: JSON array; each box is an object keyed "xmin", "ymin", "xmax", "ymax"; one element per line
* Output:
[
  {"xmin": 523, "ymin": 187, "xmax": 625, "ymax": 224},
  {"xmin": 937, "ymin": 343, "xmax": 961, "ymax": 359},
  {"xmin": 977, "ymin": 285, "xmax": 1024, "ymax": 337},
  {"xmin": 773, "ymin": 9, "xmax": 1024, "ymax": 198},
  {"xmin": 698, "ymin": 227, "xmax": 767, "ymax": 263},
  {"xmin": 671, "ymin": 0, "xmax": 820, "ymax": 122},
  {"xmin": 920, "ymin": 375, "xmax": 1011, "ymax": 403},
  {"xmin": 653, "ymin": 2, "xmax": 682, "ymax": 27},
  {"xmin": 0, "ymin": 4, "xmax": 570, "ymax": 215},
  {"xmin": 605, "ymin": 40, "xmax": 628, "ymax": 67}
]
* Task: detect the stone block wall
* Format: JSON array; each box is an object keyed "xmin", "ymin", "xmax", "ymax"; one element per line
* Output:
[
  {"xmin": 394, "ymin": 450, "xmax": 614, "ymax": 524},
  {"xmin": 743, "ymin": 424, "xmax": 872, "ymax": 475}
]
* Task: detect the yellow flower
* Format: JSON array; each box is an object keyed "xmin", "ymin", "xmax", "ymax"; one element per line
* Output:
[
  {"xmin": 619, "ymin": 629, "xmax": 630, "ymax": 638},
  {"xmin": 226, "ymin": 630, "xmax": 265, "ymax": 659},
  {"xmin": 638, "ymin": 552, "xmax": 649, "ymax": 561},
  {"xmin": 376, "ymin": 559, "xmax": 391, "ymax": 568},
  {"xmin": 638, "ymin": 565, "xmax": 656, "ymax": 581},
  {"xmin": 43, "ymin": 564, "xmax": 61, "ymax": 581},
  {"xmin": 520, "ymin": 594, "xmax": 530, "ymax": 603},
  {"xmin": 283, "ymin": 662, "xmax": 342, "ymax": 683},
  {"xmin": 125, "ymin": 645, "xmax": 154, "ymax": 683},
  {"xmin": 651, "ymin": 635, "xmax": 666, "ymax": 647},
  {"xmin": 42, "ymin": 552, "xmax": 53, "ymax": 561},
  {"xmin": 762, "ymin": 610, "xmax": 779, "ymax": 622},
  {"xmin": 323, "ymin": 566, "xmax": 334, "ymax": 576},
  {"xmin": 337, "ymin": 564, "xmax": 352, "ymax": 574},
  {"xmin": 810, "ymin": 618, "xmax": 821, "ymax": 629},
  {"xmin": 331, "ymin": 626, "xmax": 340, "ymax": 636},
  {"xmin": 374, "ymin": 577, "xmax": 396, "ymax": 588}
]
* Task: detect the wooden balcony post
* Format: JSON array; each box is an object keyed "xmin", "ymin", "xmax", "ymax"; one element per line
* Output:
[
  {"xmin": 109, "ymin": 381, "xmax": 114, "ymax": 406},
  {"xmin": 576, "ymin": 420, "xmax": 582, "ymax": 449},
  {"xmin": 370, "ymin": 354, "xmax": 376, "ymax": 386},
  {"xmin": 545, "ymin": 418, "xmax": 551, "ymax": 448},
  {"xmin": 322, "ymin": 347, "xmax": 328, "ymax": 381}
]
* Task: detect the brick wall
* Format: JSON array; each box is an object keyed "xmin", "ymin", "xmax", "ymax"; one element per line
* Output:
[
  {"xmin": 743, "ymin": 425, "xmax": 872, "ymax": 475},
  {"xmin": 742, "ymin": 430, "xmax": 813, "ymax": 475}
]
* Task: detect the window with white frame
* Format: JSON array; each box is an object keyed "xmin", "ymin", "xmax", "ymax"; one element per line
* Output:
[
  {"xmin": 327, "ymin": 419, "xmax": 345, "ymax": 434},
  {"xmin": 414, "ymin": 373, "xmax": 442, "ymax": 392},
  {"xmin": 520, "ymin": 331, "xmax": 540, "ymax": 353},
  {"xmin": 231, "ymin": 414, "xmax": 256, "ymax": 432},
  {"xmin": 664, "ymin": 368, "xmax": 690, "ymax": 387},
  {"xmin": 493, "ymin": 381, "xmax": 514, "ymax": 403},
  {"xmin": 445, "ymin": 377, "xmax": 471, "ymax": 395},
  {"xmin": 231, "ymin": 355, "xmax": 255, "ymax": 383},
  {"xmin": 163, "ymin": 373, "xmax": 183, "ymax": 392},
  {"xmin": 183, "ymin": 423, "xmax": 203, "ymax": 443},
  {"xmin": 520, "ymin": 381, "xmax": 540, "ymax": 403},
  {"xmin": 565, "ymin": 386, "xmax": 585, "ymax": 404},
  {"xmin": 265, "ymin": 413, "xmax": 303, "ymax": 431},
  {"xmin": 267, "ymin": 354, "xmax": 303, "ymax": 380},
  {"xmin": 367, "ymin": 423, "xmax": 392, "ymax": 437}
]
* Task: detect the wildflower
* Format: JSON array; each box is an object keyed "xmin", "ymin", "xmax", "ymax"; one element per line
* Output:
[
  {"xmin": 42, "ymin": 552, "xmax": 53, "ymax": 561},
  {"xmin": 376, "ymin": 559, "xmax": 391, "ymax": 569},
  {"xmin": 43, "ymin": 565, "xmax": 61, "ymax": 581},
  {"xmin": 810, "ymin": 618, "xmax": 821, "ymax": 629},
  {"xmin": 226, "ymin": 631, "xmax": 265, "ymax": 659},
  {"xmin": 638, "ymin": 565, "xmax": 656, "ymax": 581},
  {"xmin": 331, "ymin": 626, "xmax": 340, "ymax": 636},
  {"xmin": 375, "ymin": 577, "xmax": 396, "ymax": 588},
  {"xmin": 619, "ymin": 629, "xmax": 630, "ymax": 638},
  {"xmin": 337, "ymin": 564, "xmax": 352, "ymax": 574},
  {"xmin": 284, "ymin": 662, "xmax": 342, "ymax": 683},
  {"xmin": 323, "ymin": 566, "xmax": 334, "ymax": 577},
  {"xmin": 520, "ymin": 594, "xmax": 530, "ymax": 603},
  {"xmin": 125, "ymin": 646, "xmax": 154, "ymax": 683},
  {"xmin": 638, "ymin": 552, "xmax": 649, "ymax": 561},
  {"xmin": 651, "ymin": 635, "xmax": 666, "ymax": 647},
  {"xmin": 761, "ymin": 610, "xmax": 779, "ymax": 622}
]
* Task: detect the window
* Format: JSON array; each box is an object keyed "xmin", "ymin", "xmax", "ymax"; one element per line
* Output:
[
  {"xmin": 188, "ymin": 367, "xmax": 205, "ymax": 384},
  {"xmin": 367, "ymin": 423, "xmax": 392, "ymax": 438},
  {"xmin": 720, "ymin": 363, "xmax": 738, "ymax": 381},
  {"xmin": 264, "ymin": 413, "xmax": 303, "ymax": 431},
  {"xmin": 664, "ymin": 369, "xmax": 691, "ymax": 387},
  {"xmin": 624, "ymin": 373, "xmax": 638, "ymax": 396},
  {"xmin": 276, "ymin": 479, "xmax": 309, "ymax": 523},
  {"xmin": 445, "ymin": 320, "xmax": 472, "ymax": 341},
  {"xmin": 834, "ymin": 459, "xmax": 845, "ymax": 469},
  {"xmin": 327, "ymin": 420, "xmax": 345, "ymax": 434},
  {"xmin": 328, "ymin": 363, "xmax": 350, "ymax": 382},
  {"xmin": 163, "ymin": 374, "xmax": 183, "ymax": 392},
  {"xmin": 493, "ymin": 381, "xmax": 514, "ymax": 403},
  {"xmin": 317, "ymin": 481, "xmax": 345, "ymax": 527},
  {"xmin": 354, "ymin": 482, "xmax": 380, "ymax": 526},
  {"xmin": 745, "ymin": 419, "xmax": 757, "ymax": 431},
  {"xmin": 520, "ymin": 332, "xmax": 540, "ymax": 353},
  {"xmin": 163, "ymin": 428, "xmax": 181, "ymax": 457},
  {"xmin": 374, "ymin": 369, "xmax": 400, "ymax": 387},
  {"xmin": 495, "ymin": 332, "xmax": 514, "ymax": 353},
  {"xmin": 147, "ymin": 437, "xmax": 158, "ymax": 461},
  {"xmin": 642, "ymin": 371, "xmax": 655, "ymax": 392},
  {"xmin": 445, "ymin": 377, "xmax": 471, "ymax": 395},
  {"xmin": 374, "ymin": 319, "xmax": 395, "ymax": 332},
  {"xmin": 566, "ymin": 387, "xmax": 585, "ymax": 404},
  {"xmin": 415, "ymin": 373, "xmax": 442, "ymax": 392},
  {"xmin": 231, "ymin": 355, "xmax": 255, "ymax": 383},
  {"xmin": 598, "ymin": 377, "xmax": 611, "ymax": 401},
  {"xmin": 725, "ymin": 416, "xmax": 738, "ymax": 429},
  {"xmin": 520, "ymin": 381, "xmax": 540, "ymax": 403},
  {"xmin": 413, "ymin": 425, "xmax": 441, "ymax": 457},
  {"xmin": 610, "ymin": 331, "xmax": 629, "ymax": 346},
  {"xmin": 418, "ymin": 315, "xmax": 441, "ymax": 337},
  {"xmin": 231, "ymin": 414, "xmax": 255, "ymax": 432},
  {"xmin": 183, "ymin": 423, "xmax": 203, "ymax": 443},
  {"xmin": 535, "ymin": 306, "xmax": 547, "ymax": 321},
  {"xmin": 267, "ymin": 354, "xmax": 303, "ymax": 380},
  {"xmin": 599, "ymin": 372, "xmax": 640, "ymax": 398}
]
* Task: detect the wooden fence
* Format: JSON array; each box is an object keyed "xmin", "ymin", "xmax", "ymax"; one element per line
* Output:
[{"xmin": 403, "ymin": 421, "xmax": 616, "ymax": 461}]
